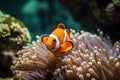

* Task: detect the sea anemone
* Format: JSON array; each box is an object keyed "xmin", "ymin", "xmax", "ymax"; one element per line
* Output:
[
  {"xmin": 52, "ymin": 29, "xmax": 120, "ymax": 80},
  {"xmin": 11, "ymin": 36, "xmax": 60, "ymax": 80},
  {"xmin": 11, "ymin": 29, "xmax": 120, "ymax": 80}
]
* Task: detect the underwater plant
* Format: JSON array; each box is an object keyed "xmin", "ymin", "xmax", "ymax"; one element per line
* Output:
[
  {"xmin": 0, "ymin": 10, "xmax": 31, "ymax": 78},
  {"xmin": 11, "ymin": 27, "xmax": 120, "ymax": 80}
]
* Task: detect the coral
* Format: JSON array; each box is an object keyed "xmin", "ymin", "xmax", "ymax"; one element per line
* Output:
[
  {"xmin": 0, "ymin": 10, "xmax": 31, "ymax": 78},
  {"xmin": 11, "ymin": 29, "xmax": 120, "ymax": 80},
  {"xmin": 0, "ymin": 77, "xmax": 13, "ymax": 80},
  {"xmin": 0, "ymin": 10, "xmax": 31, "ymax": 52}
]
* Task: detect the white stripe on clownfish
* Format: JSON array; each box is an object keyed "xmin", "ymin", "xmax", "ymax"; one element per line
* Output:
[{"xmin": 49, "ymin": 34, "xmax": 60, "ymax": 52}]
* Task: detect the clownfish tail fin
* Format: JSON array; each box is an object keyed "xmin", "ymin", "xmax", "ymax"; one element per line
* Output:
[{"xmin": 57, "ymin": 23, "xmax": 65, "ymax": 29}]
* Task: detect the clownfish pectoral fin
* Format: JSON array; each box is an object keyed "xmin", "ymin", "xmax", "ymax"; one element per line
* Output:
[
  {"xmin": 60, "ymin": 41, "xmax": 73, "ymax": 53},
  {"xmin": 41, "ymin": 36, "xmax": 48, "ymax": 44},
  {"xmin": 57, "ymin": 23, "xmax": 65, "ymax": 29}
]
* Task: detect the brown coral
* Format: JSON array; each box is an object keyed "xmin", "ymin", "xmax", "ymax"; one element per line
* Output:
[{"xmin": 11, "ymin": 29, "xmax": 120, "ymax": 80}]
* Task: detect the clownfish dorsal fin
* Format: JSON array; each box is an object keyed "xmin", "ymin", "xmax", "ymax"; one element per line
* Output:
[
  {"xmin": 57, "ymin": 23, "xmax": 65, "ymax": 29},
  {"xmin": 60, "ymin": 41, "xmax": 73, "ymax": 53}
]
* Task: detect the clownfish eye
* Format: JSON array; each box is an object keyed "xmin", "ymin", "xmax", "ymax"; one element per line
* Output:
[{"xmin": 53, "ymin": 39, "xmax": 56, "ymax": 42}]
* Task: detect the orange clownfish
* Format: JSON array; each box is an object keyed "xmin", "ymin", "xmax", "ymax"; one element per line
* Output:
[{"xmin": 41, "ymin": 23, "xmax": 73, "ymax": 57}]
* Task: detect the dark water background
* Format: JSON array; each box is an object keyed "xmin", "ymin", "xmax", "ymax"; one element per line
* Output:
[
  {"xmin": 0, "ymin": 0, "xmax": 81, "ymax": 40},
  {"xmin": 0, "ymin": 0, "xmax": 120, "ymax": 41}
]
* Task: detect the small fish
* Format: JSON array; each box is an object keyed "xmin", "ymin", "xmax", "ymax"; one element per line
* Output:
[{"xmin": 41, "ymin": 23, "xmax": 73, "ymax": 57}]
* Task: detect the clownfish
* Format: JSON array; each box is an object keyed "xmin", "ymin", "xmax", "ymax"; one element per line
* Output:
[{"xmin": 41, "ymin": 23, "xmax": 73, "ymax": 57}]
